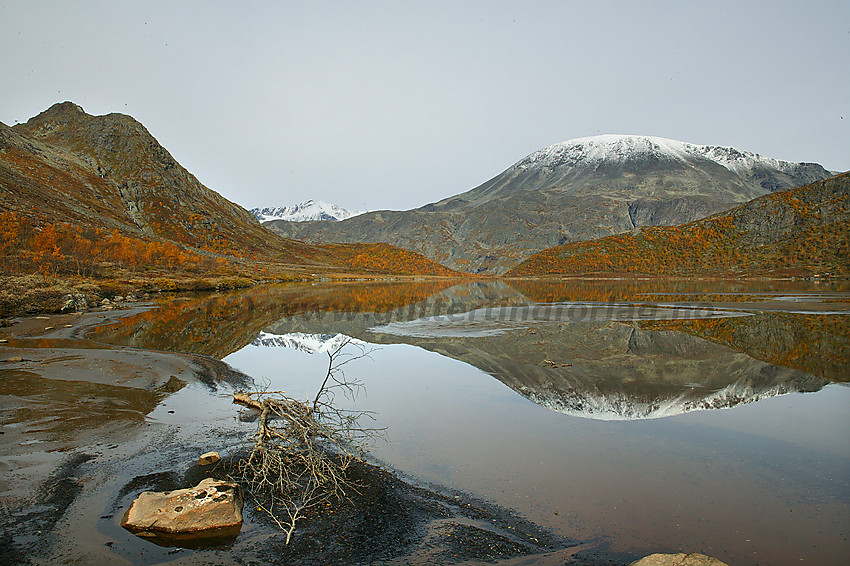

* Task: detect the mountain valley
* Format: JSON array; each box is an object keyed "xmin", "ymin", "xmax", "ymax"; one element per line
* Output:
[{"xmin": 1, "ymin": 102, "xmax": 848, "ymax": 317}]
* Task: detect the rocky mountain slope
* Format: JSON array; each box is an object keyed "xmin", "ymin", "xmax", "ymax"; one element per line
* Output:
[
  {"xmin": 0, "ymin": 102, "xmax": 316, "ymax": 259},
  {"xmin": 507, "ymin": 172, "xmax": 850, "ymax": 277},
  {"xmin": 252, "ymin": 200, "xmax": 364, "ymax": 222},
  {"xmin": 0, "ymin": 102, "xmax": 458, "ymax": 280},
  {"xmin": 265, "ymin": 135, "xmax": 834, "ymax": 274}
]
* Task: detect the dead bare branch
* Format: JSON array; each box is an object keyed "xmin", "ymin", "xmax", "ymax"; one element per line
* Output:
[{"xmin": 230, "ymin": 337, "xmax": 383, "ymax": 544}]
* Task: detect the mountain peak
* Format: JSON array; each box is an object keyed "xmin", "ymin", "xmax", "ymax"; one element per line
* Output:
[
  {"xmin": 43, "ymin": 101, "xmax": 87, "ymax": 117},
  {"xmin": 15, "ymin": 101, "xmax": 148, "ymax": 147},
  {"xmin": 518, "ymin": 134, "xmax": 805, "ymax": 176},
  {"xmin": 19, "ymin": 101, "xmax": 89, "ymax": 130},
  {"xmin": 252, "ymin": 201, "xmax": 365, "ymax": 223}
]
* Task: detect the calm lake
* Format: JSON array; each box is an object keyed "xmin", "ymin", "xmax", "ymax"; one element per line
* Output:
[{"xmin": 5, "ymin": 279, "xmax": 850, "ymax": 565}]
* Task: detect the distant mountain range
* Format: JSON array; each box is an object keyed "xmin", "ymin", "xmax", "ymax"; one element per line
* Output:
[
  {"xmin": 251, "ymin": 200, "xmax": 365, "ymax": 223},
  {"xmin": 264, "ymin": 135, "xmax": 834, "ymax": 274},
  {"xmin": 2, "ymin": 103, "xmax": 844, "ymax": 281}
]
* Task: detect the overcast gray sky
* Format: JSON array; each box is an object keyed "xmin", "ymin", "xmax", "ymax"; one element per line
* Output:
[{"xmin": 2, "ymin": 1, "xmax": 848, "ymax": 212}]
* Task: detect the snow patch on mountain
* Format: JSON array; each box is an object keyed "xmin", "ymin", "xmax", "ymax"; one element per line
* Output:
[
  {"xmin": 517, "ymin": 134, "xmax": 808, "ymax": 175},
  {"xmin": 251, "ymin": 332, "xmax": 366, "ymax": 353},
  {"xmin": 251, "ymin": 200, "xmax": 365, "ymax": 223}
]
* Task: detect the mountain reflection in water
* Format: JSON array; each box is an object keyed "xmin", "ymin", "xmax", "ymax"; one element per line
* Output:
[
  {"xmin": 89, "ymin": 279, "xmax": 850, "ymax": 565},
  {"xmin": 91, "ymin": 279, "xmax": 850, "ymax": 420}
]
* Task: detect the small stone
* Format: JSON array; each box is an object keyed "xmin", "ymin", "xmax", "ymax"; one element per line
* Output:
[
  {"xmin": 198, "ymin": 452, "xmax": 221, "ymax": 466},
  {"xmin": 630, "ymin": 553, "xmax": 729, "ymax": 566},
  {"xmin": 6, "ymin": 356, "xmax": 23, "ymax": 363},
  {"xmin": 101, "ymin": 298, "xmax": 111, "ymax": 305},
  {"xmin": 43, "ymin": 326, "xmax": 53, "ymax": 331}
]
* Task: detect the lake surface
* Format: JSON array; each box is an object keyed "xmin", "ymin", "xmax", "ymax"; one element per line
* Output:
[{"xmin": 14, "ymin": 279, "xmax": 850, "ymax": 565}]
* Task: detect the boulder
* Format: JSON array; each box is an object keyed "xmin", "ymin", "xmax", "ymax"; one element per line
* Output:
[
  {"xmin": 630, "ymin": 553, "xmax": 729, "ymax": 566},
  {"xmin": 61, "ymin": 293, "xmax": 88, "ymax": 312},
  {"xmin": 121, "ymin": 478, "xmax": 243, "ymax": 544},
  {"xmin": 198, "ymin": 451, "xmax": 221, "ymax": 466}
]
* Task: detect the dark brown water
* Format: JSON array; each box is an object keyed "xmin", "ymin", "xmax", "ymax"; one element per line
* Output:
[{"xmin": 3, "ymin": 279, "xmax": 849, "ymax": 565}]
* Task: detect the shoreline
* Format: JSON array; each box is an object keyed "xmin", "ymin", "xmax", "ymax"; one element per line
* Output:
[{"xmin": 0, "ymin": 303, "xmax": 634, "ymax": 565}]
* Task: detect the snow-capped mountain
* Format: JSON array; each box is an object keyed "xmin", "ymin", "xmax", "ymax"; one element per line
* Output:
[
  {"xmin": 516, "ymin": 134, "xmax": 811, "ymax": 176},
  {"xmin": 251, "ymin": 200, "xmax": 365, "ymax": 223},
  {"xmin": 251, "ymin": 331, "xmax": 365, "ymax": 354},
  {"xmin": 261, "ymin": 135, "xmax": 834, "ymax": 274}
]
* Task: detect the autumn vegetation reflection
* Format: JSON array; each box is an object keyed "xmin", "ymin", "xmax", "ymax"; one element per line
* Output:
[{"xmin": 88, "ymin": 281, "xmax": 458, "ymax": 358}]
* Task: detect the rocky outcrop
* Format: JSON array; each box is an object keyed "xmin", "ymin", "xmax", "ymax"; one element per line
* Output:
[
  {"xmin": 121, "ymin": 478, "xmax": 244, "ymax": 544},
  {"xmin": 630, "ymin": 553, "xmax": 729, "ymax": 566}
]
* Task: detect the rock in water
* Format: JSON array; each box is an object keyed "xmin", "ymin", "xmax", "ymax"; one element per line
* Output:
[
  {"xmin": 630, "ymin": 553, "xmax": 729, "ymax": 566},
  {"xmin": 121, "ymin": 478, "xmax": 243, "ymax": 545},
  {"xmin": 197, "ymin": 451, "xmax": 221, "ymax": 466}
]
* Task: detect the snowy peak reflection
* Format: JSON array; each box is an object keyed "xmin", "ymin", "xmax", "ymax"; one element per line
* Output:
[
  {"xmin": 379, "ymin": 321, "xmax": 829, "ymax": 421},
  {"xmin": 251, "ymin": 332, "xmax": 365, "ymax": 354},
  {"xmin": 524, "ymin": 366, "xmax": 823, "ymax": 421}
]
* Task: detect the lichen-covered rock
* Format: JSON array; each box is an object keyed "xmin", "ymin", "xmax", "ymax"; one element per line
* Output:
[
  {"xmin": 121, "ymin": 478, "xmax": 243, "ymax": 544},
  {"xmin": 630, "ymin": 552, "xmax": 729, "ymax": 566},
  {"xmin": 61, "ymin": 293, "xmax": 88, "ymax": 312}
]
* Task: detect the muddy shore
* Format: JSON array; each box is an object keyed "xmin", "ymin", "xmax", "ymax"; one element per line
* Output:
[{"xmin": 0, "ymin": 306, "xmax": 635, "ymax": 565}]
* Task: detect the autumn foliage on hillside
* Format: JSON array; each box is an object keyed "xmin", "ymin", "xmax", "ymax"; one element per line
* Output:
[
  {"xmin": 0, "ymin": 211, "xmax": 234, "ymax": 277},
  {"xmin": 508, "ymin": 174, "xmax": 850, "ymax": 278},
  {"xmin": 320, "ymin": 243, "xmax": 461, "ymax": 277}
]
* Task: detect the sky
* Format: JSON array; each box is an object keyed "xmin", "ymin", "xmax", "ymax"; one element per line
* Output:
[{"xmin": 1, "ymin": 1, "xmax": 848, "ymax": 213}]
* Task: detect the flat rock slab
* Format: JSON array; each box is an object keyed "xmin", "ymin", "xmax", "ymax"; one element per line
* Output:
[
  {"xmin": 121, "ymin": 478, "xmax": 243, "ymax": 544},
  {"xmin": 631, "ymin": 553, "xmax": 729, "ymax": 566}
]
